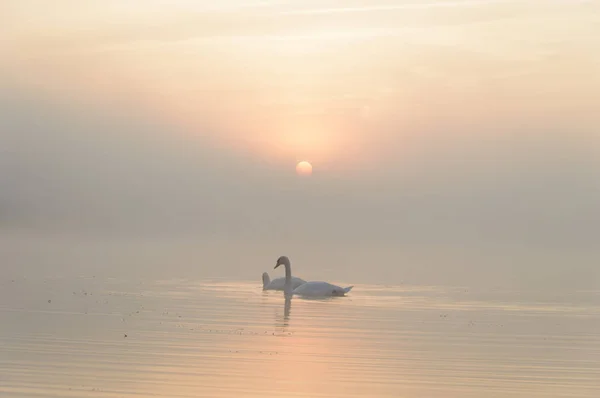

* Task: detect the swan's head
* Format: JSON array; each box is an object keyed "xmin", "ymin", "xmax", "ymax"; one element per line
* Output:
[{"xmin": 274, "ymin": 255, "xmax": 290, "ymax": 269}]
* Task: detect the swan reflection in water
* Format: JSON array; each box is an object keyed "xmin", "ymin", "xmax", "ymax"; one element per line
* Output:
[
  {"xmin": 274, "ymin": 290, "xmax": 292, "ymax": 329},
  {"xmin": 281, "ymin": 295, "xmax": 291, "ymax": 328},
  {"xmin": 262, "ymin": 288, "xmax": 292, "ymax": 329},
  {"xmin": 275, "ymin": 291, "xmax": 344, "ymax": 329}
]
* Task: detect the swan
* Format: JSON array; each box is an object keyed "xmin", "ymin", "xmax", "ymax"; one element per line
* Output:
[
  {"xmin": 274, "ymin": 255, "xmax": 353, "ymax": 297},
  {"xmin": 262, "ymin": 272, "xmax": 306, "ymax": 291}
]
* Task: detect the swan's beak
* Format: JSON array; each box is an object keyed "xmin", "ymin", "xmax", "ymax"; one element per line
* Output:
[{"xmin": 274, "ymin": 263, "xmax": 280, "ymax": 269}]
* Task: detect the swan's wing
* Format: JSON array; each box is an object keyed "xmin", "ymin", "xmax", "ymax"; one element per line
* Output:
[
  {"xmin": 264, "ymin": 277, "xmax": 285, "ymax": 290},
  {"xmin": 262, "ymin": 272, "xmax": 271, "ymax": 289},
  {"xmin": 265, "ymin": 277, "xmax": 307, "ymax": 291}
]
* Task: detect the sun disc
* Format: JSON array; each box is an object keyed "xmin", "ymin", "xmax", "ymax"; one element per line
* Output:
[{"xmin": 296, "ymin": 161, "xmax": 313, "ymax": 176}]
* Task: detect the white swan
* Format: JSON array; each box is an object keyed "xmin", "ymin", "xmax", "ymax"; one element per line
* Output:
[
  {"xmin": 262, "ymin": 272, "xmax": 306, "ymax": 291},
  {"xmin": 274, "ymin": 255, "xmax": 353, "ymax": 297}
]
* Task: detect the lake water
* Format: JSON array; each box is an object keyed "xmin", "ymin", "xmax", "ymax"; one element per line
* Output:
[{"xmin": 1, "ymin": 275, "xmax": 599, "ymax": 397}]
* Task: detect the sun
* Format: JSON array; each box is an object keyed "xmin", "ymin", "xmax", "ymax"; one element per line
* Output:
[{"xmin": 296, "ymin": 161, "xmax": 313, "ymax": 176}]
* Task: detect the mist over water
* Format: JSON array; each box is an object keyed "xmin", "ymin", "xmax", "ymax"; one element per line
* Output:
[{"xmin": 2, "ymin": 0, "xmax": 600, "ymax": 396}]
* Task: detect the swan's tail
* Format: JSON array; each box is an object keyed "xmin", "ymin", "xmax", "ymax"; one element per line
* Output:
[
  {"xmin": 343, "ymin": 286, "xmax": 354, "ymax": 294},
  {"xmin": 262, "ymin": 272, "xmax": 271, "ymax": 289}
]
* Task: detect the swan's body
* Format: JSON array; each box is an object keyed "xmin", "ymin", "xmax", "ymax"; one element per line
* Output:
[
  {"xmin": 262, "ymin": 272, "xmax": 306, "ymax": 291},
  {"xmin": 293, "ymin": 281, "xmax": 353, "ymax": 297},
  {"xmin": 274, "ymin": 255, "xmax": 353, "ymax": 297}
]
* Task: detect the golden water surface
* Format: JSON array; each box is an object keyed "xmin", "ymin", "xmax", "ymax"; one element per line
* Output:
[{"xmin": 1, "ymin": 276, "xmax": 599, "ymax": 397}]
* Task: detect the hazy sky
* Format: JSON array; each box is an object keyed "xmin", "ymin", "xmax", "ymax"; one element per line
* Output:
[{"xmin": 1, "ymin": 1, "xmax": 599, "ymax": 285}]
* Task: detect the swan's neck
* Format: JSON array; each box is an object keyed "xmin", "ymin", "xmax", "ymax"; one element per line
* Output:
[{"xmin": 283, "ymin": 261, "xmax": 293, "ymax": 295}]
